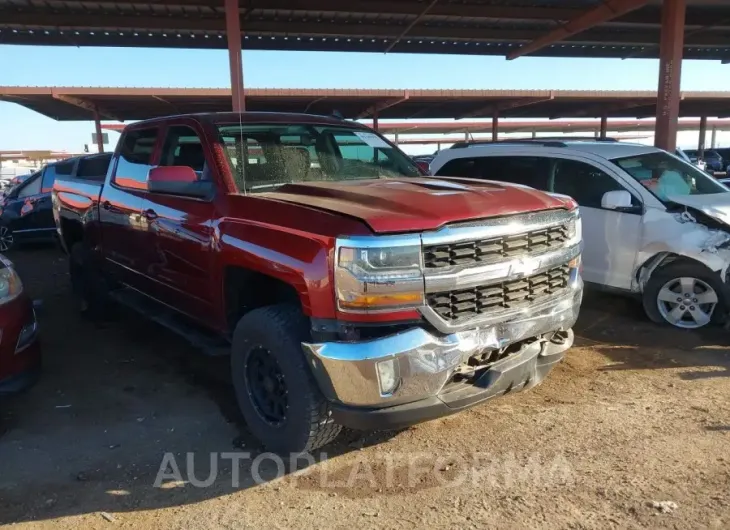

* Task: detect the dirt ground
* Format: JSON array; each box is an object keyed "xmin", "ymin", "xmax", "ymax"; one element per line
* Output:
[{"xmin": 1, "ymin": 246, "xmax": 730, "ymax": 529}]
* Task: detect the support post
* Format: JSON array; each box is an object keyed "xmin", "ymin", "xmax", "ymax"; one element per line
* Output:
[
  {"xmin": 600, "ymin": 114, "xmax": 608, "ymax": 139},
  {"xmin": 94, "ymin": 108, "xmax": 104, "ymax": 153},
  {"xmin": 711, "ymin": 126, "xmax": 717, "ymax": 149},
  {"xmin": 654, "ymin": 0, "xmax": 686, "ymax": 152},
  {"xmin": 437, "ymin": 142, "xmax": 441, "ymax": 151},
  {"xmin": 372, "ymin": 112, "xmax": 379, "ymax": 132},
  {"xmin": 464, "ymin": 132, "xmax": 469, "ymax": 142},
  {"xmin": 394, "ymin": 132, "xmax": 399, "ymax": 145},
  {"xmin": 698, "ymin": 115, "xmax": 708, "ymax": 159},
  {"xmin": 492, "ymin": 110, "xmax": 499, "ymax": 142},
  {"xmin": 531, "ymin": 130, "xmax": 537, "ymax": 139},
  {"xmin": 225, "ymin": 0, "xmax": 245, "ymax": 112}
]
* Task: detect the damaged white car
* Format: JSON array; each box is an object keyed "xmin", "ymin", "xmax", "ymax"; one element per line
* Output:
[{"xmin": 430, "ymin": 140, "xmax": 730, "ymax": 329}]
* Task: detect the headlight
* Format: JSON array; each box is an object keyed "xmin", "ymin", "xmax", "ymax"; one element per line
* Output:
[
  {"xmin": 565, "ymin": 211, "xmax": 582, "ymax": 244},
  {"xmin": 335, "ymin": 236, "xmax": 424, "ymax": 312},
  {"xmin": 0, "ymin": 264, "xmax": 23, "ymax": 304}
]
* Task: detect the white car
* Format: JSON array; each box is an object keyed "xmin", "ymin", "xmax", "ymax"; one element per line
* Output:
[{"xmin": 430, "ymin": 139, "xmax": 730, "ymax": 329}]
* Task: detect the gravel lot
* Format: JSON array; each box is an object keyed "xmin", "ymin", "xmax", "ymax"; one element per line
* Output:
[{"xmin": 1, "ymin": 246, "xmax": 730, "ymax": 529}]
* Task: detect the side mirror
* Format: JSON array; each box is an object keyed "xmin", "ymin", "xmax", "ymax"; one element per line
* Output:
[
  {"xmin": 147, "ymin": 166, "xmax": 213, "ymax": 200},
  {"xmin": 601, "ymin": 190, "xmax": 633, "ymax": 210}
]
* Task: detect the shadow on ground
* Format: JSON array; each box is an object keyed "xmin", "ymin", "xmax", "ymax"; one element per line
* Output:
[
  {"xmin": 0, "ymin": 248, "xmax": 399, "ymax": 524},
  {"xmin": 574, "ymin": 289, "xmax": 730, "ymax": 380}
]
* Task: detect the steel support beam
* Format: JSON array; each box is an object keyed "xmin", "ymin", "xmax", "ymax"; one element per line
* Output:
[
  {"xmin": 549, "ymin": 99, "xmax": 651, "ymax": 119},
  {"xmin": 51, "ymin": 93, "xmax": 120, "ymax": 121},
  {"xmin": 456, "ymin": 94, "xmax": 554, "ymax": 120},
  {"xmin": 711, "ymin": 126, "xmax": 717, "ymax": 149},
  {"xmin": 507, "ymin": 0, "xmax": 649, "ymax": 60},
  {"xmin": 94, "ymin": 108, "xmax": 104, "ymax": 153},
  {"xmin": 225, "ymin": 0, "xmax": 245, "ymax": 112},
  {"xmin": 698, "ymin": 115, "xmax": 708, "ymax": 159},
  {"xmin": 372, "ymin": 112, "xmax": 379, "ymax": 132},
  {"xmin": 655, "ymin": 0, "xmax": 686, "ymax": 152},
  {"xmin": 600, "ymin": 114, "xmax": 608, "ymax": 139},
  {"xmin": 384, "ymin": 0, "xmax": 440, "ymax": 53},
  {"xmin": 356, "ymin": 92, "xmax": 409, "ymax": 119},
  {"xmin": 492, "ymin": 110, "xmax": 499, "ymax": 142}
]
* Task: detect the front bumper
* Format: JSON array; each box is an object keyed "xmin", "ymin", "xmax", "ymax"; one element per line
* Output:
[
  {"xmin": 330, "ymin": 330, "xmax": 572, "ymax": 430},
  {"xmin": 302, "ymin": 281, "xmax": 582, "ymax": 414}
]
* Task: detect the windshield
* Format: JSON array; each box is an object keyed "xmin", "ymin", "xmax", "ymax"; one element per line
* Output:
[
  {"xmin": 613, "ymin": 151, "xmax": 728, "ymax": 203},
  {"xmin": 216, "ymin": 124, "xmax": 421, "ymax": 193}
]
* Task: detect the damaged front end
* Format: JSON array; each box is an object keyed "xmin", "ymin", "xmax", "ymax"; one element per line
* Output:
[{"xmin": 635, "ymin": 203, "xmax": 730, "ymax": 294}]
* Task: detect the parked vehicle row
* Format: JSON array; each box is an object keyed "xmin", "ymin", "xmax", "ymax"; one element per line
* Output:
[
  {"xmin": 429, "ymin": 139, "xmax": 730, "ymax": 330},
  {"xmin": 0, "ymin": 153, "xmax": 112, "ymax": 252},
  {"xmin": 51, "ymin": 112, "xmax": 583, "ymax": 453}
]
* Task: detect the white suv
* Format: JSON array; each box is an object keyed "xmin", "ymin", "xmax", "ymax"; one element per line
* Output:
[{"xmin": 430, "ymin": 139, "xmax": 730, "ymax": 329}]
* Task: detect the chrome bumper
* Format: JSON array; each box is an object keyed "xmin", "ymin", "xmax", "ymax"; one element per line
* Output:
[{"xmin": 302, "ymin": 280, "xmax": 582, "ymax": 408}]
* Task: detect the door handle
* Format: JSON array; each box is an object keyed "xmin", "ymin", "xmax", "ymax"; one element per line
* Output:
[{"xmin": 143, "ymin": 209, "xmax": 158, "ymax": 220}]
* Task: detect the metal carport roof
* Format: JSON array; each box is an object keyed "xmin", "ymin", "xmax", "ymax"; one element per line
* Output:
[
  {"xmin": 0, "ymin": 0, "xmax": 729, "ymax": 60},
  {"xmin": 3, "ymin": 86, "xmax": 730, "ymax": 122}
]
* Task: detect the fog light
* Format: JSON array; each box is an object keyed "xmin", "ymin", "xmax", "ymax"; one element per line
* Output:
[
  {"xmin": 15, "ymin": 312, "xmax": 38, "ymax": 354},
  {"xmin": 376, "ymin": 358, "xmax": 399, "ymax": 396}
]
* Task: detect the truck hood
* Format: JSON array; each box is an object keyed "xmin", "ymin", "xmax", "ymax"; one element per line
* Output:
[
  {"xmin": 263, "ymin": 177, "xmax": 567, "ymax": 233},
  {"xmin": 667, "ymin": 192, "xmax": 730, "ymax": 226}
]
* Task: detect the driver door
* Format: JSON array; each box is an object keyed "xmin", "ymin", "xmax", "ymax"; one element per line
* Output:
[{"xmin": 552, "ymin": 158, "xmax": 643, "ymax": 290}]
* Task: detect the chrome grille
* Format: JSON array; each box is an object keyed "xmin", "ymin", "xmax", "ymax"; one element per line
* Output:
[
  {"xmin": 426, "ymin": 265, "xmax": 570, "ymax": 322},
  {"xmin": 423, "ymin": 224, "xmax": 570, "ymax": 268}
]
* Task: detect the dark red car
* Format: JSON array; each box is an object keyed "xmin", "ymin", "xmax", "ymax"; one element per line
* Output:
[{"xmin": 0, "ymin": 255, "xmax": 40, "ymax": 394}]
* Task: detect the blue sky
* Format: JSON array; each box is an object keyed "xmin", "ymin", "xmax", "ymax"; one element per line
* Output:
[{"xmin": 1, "ymin": 45, "xmax": 730, "ymax": 153}]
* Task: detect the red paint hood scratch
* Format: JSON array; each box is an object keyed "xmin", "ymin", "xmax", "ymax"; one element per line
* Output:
[{"xmin": 263, "ymin": 177, "xmax": 568, "ymax": 233}]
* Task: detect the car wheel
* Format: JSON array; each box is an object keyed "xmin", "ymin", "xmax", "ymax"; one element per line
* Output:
[
  {"xmin": 231, "ymin": 304, "xmax": 341, "ymax": 454},
  {"xmin": 0, "ymin": 226, "xmax": 14, "ymax": 252},
  {"xmin": 643, "ymin": 262, "xmax": 726, "ymax": 329},
  {"xmin": 69, "ymin": 242, "xmax": 114, "ymax": 317}
]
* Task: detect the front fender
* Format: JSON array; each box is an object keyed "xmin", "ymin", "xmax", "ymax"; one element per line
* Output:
[{"xmin": 218, "ymin": 219, "xmax": 335, "ymax": 318}]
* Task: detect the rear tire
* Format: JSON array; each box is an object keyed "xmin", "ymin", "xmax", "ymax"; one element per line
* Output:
[
  {"xmin": 69, "ymin": 242, "xmax": 114, "ymax": 318},
  {"xmin": 643, "ymin": 261, "xmax": 726, "ymax": 329},
  {"xmin": 231, "ymin": 304, "xmax": 341, "ymax": 454}
]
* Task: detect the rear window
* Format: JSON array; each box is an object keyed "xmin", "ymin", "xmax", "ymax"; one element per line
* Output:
[
  {"xmin": 113, "ymin": 128, "xmax": 159, "ymax": 189},
  {"xmin": 435, "ymin": 156, "xmax": 550, "ymax": 189},
  {"xmin": 77, "ymin": 154, "xmax": 112, "ymax": 181}
]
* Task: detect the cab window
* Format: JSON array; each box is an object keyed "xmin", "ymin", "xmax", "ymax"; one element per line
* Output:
[
  {"xmin": 42, "ymin": 160, "xmax": 74, "ymax": 192},
  {"xmin": 113, "ymin": 128, "xmax": 159, "ymax": 189},
  {"xmin": 159, "ymin": 125, "xmax": 208, "ymax": 179}
]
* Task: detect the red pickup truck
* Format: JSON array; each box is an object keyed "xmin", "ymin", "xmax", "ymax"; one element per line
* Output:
[{"xmin": 53, "ymin": 112, "xmax": 583, "ymax": 453}]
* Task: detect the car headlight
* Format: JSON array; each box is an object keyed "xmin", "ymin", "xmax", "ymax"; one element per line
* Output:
[
  {"xmin": 565, "ymin": 211, "xmax": 582, "ymax": 245},
  {"xmin": 0, "ymin": 264, "xmax": 23, "ymax": 304},
  {"xmin": 335, "ymin": 236, "xmax": 424, "ymax": 312}
]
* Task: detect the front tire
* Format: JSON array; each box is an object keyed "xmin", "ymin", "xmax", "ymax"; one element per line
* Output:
[
  {"xmin": 643, "ymin": 262, "xmax": 726, "ymax": 329},
  {"xmin": 231, "ymin": 304, "xmax": 341, "ymax": 454}
]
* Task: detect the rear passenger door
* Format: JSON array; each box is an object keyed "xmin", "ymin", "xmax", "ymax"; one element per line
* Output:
[{"xmin": 552, "ymin": 158, "xmax": 642, "ymax": 289}]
